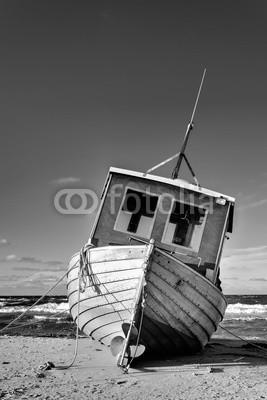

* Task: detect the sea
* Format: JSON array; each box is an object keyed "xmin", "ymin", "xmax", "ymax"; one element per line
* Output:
[{"xmin": 0, "ymin": 295, "xmax": 266, "ymax": 343}]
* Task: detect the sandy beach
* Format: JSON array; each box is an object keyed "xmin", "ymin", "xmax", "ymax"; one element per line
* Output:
[{"xmin": 1, "ymin": 335, "xmax": 266, "ymax": 400}]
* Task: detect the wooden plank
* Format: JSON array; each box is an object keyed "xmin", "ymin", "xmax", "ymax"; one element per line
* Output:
[
  {"xmin": 151, "ymin": 257, "xmax": 222, "ymax": 325},
  {"xmin": 152, "ymin": 250, "xmax": 227, "ymax": 314},
  {"xmin": 145, "ymin": 286, "xmax": 208, "ymax": 344},
  {"xmin": 146, "ymin": 273, "xmax": 212, "ymax": 340},
  {"xmin": 142, "ymin": 310, "xmax": 199, "ymax": 355}
]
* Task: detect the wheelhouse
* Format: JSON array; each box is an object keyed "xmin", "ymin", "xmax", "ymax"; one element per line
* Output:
[{"xmin": 89, "ymin": 167, "xmax": 235, "ymax": 287}]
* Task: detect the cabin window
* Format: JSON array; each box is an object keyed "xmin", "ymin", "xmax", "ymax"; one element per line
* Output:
[
  {"xmin": 114, "ymin": 188, "xmax": 159, "ymax": 239},
  {"xmin": 162, "ymin": 200, "xmax": 207, "ymax": 252}
]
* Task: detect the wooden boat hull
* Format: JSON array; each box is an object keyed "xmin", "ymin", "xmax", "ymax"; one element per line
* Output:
[
  {"xmin": 142, "ymin": 248, "xmax": 226, "ymax": 355},
  {"xmin": 67, "ymin": 243, "xmax": 227, "ymax": 358}
]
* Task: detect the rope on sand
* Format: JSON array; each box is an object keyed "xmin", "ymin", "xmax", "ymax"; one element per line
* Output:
[
  {"xmin": 218, "ymin": 325, "xmax": 267, "ymax": 356},
  {"xmin": 0, "ymin": 260, "xmax": 82, "ymax": 370},
  {"xmin": 54, "ymin": 262, "xmax": 82, "ymax": 370}
]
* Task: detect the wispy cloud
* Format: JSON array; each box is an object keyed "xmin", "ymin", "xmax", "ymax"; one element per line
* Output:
[
  {"xmin": 235, "ymin": 245, "xmax": 267, "ymax": 253},
  {"xmin": 1, "ymin": 254, "xmax": 64, "ymax": 269},
  {"xmin": 19, "ymin": 256, "xmax": 42, "ymax": 263},
  {"xmin": 236, "ymin": 198, "xmax": 267, "ymax": 211},
  {"xmin": 249, "ymin": 278, "xmax": 267, "ymax": 282},
  {"xmin": 0, "ymin": 271, "xmax": 67, "ymax": 291},
  {"xmin": 44, "ymin": 260, "xmax": 64, "ymax": 267},
  {"xmin": 13, "ymin": 266, "xmax": 45, "ymax": 272},
  {"xmin": 0, "ymin": 238, "xmax": 10, "ymax": 247},
  {"xmin": 221, "ymin": 245, "xmax": 267, "ymax": 294},
  {"xmin": 50, "ymin": 177, "xmax": 81, "ymax": 185},
  {"xmin": 223, "ymin": 245, "xmax": 267, "ymax": 257},
  {"xmin": 2, "ymin": 254, "xmax": 18, "ymax": 262},
  {"xmin": 223, "ymin": 277, "xmax": 239, "ymax": 280},
  {"xmin": 14, "ymin": 264, "xmax": 64, "ymax": 272},
  {"xmin": 2, "ymin": 255, "xmax": 41, "ymax": 263}
]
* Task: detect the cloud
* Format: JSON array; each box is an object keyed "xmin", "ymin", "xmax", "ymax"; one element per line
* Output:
[
  {"xmin": 2, "ymin": 255, "xmax": 41, "ymax": 263},
  {"xmin": 44, "ymin": 260, "xmax": 64, "ymax": 267},
  {"xmin": 0, "ymin": 238, "xmax": 10, "ymax": 247},
  {"xmin": 222, "ymin": 245, "xmax": 267, "ymax": 261},
  {"xmin": 50, "ymin": 177, "xmax": 81, "ymax": 185},
  {"xmin": 19, "ymin": 256, "xmax": 42, "ymax": 263},
  {"xmin": 2, "ymin": 254, "xmax": 19, "ymax": 262},
  {"xmin": 13, "ymin": 266, "xmax": 44, "ymax": 272},
  {"xmin": 236, "ymin": 198, "xmax": 267, "ymax": 211},
  {"xmin": 1, "ymin": 254, "xmax": 64, "ymax": 269},
  {"xmin": 223, "ymin": 277, "xmax": 239, "ymax": 280},
  {"xmin": 14, "ymin": 261, "xmax": 64, "ymax": 272},
  {"xmin": 249, "ymin": 278, "xmax": 267, "ymax": 282},
  {"xmin": 231, "ymin": 245, "xmax": 267, "ymax": 253},
  {"xmin": 0, "ymin": 271, "xmax": 67, "ymax": 292}
]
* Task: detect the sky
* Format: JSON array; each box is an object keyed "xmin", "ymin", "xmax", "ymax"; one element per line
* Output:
[{"xmin": 0, "ymin": 0, "xmax": 267, "ymax": 295}]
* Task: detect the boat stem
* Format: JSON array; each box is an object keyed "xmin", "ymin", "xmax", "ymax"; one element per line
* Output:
[{"xmin": 117, "ymin": 239, "xmax": 155, "ymax": 370}]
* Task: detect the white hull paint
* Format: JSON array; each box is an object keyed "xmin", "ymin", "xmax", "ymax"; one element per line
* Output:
[{"xmin": 67, "ymin": 243, "xmax": 227, "ymax": 357}]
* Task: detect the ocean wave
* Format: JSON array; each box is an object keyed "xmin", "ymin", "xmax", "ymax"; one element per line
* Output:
[
  {"xmin": 0, "ymin": 302, "xmax": 70, "ymax": 314},
  {"xmin": 224, "ymin": 316, "xmax": 267, "ymax": 322},
  {"xmin": 226, "ymin": 303, "xmax": 267, "ymax": 315},
  {"xmin": 33, "ymin": 315, "xmax": 69, "ymax": 321}
]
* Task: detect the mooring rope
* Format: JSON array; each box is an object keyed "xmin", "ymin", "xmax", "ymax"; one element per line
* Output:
[
  {"xmin": 0, "ymin": 257, "xmax": 83, "ymax": 370},
  {"xmin": 0, "ymin": 268, "xmax": 72, "ymax": 334},
  {"xmin": 0, "ymin": 310, "xmax": 68, "ymax": 331},
  {"xmin": 55, "ymin": 264, "xmax": 83, "ymax": 369},
  {"xmin": 218, "ymin": 325, "xmax": 267, "ymax": 355}
]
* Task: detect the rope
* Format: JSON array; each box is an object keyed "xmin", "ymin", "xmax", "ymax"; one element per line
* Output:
[
  {"xmin": 144, "ymin": 151, "xmax": 181, "ymax": 175},
  {"xmin": 0, "ymin": 268, "xmax": 71, "ymax": 334},
  {"xmin": 0, "ymin": 310, "xmax": 69, "ymax": 331},
  {"xmin": 218, "ymin": 325, "xmax": 267, "ymax": 355},
  {"xmin": 0, "ymin": 258, "xmax": 83, "ymax": 371},
  {"xmin": 55, "ymin": 265, "xmax": 82, "ymax": 369}
]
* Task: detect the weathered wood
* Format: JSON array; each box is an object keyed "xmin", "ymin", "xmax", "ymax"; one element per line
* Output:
[
  {"xmin": 67, "ymin": 242, "xmax": 227, "ymax": 357},
  {"xmin": 92, "ymin": 173, "xmax": 229, "ymax": 275},
  {"xmin": 153, "ymin": 249, "xmax": 227, "ymax": 314}
]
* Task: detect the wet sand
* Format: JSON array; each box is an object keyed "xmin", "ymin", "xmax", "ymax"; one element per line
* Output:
[{"xmin": 1, "ymin": 335, "xmax": 267, "ymax": 399}]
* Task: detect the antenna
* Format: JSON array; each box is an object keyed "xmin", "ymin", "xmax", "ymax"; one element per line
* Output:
[{"xmin": 171, "ymin": 69, "xmax": 206, "ymax": 181}]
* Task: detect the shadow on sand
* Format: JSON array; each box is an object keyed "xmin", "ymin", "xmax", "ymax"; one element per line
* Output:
[{"xmin": 129, "ymin": 339, "xmax": 267, "ymax": 375}]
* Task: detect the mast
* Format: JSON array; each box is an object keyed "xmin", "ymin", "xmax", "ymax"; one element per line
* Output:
[{"xmin": 171, "ymin": 69, "xmax": 206, "ymax": 180}]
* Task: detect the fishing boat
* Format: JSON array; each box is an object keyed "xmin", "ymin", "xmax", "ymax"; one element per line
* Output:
[{"xmin": 67, "ymin": 71, "xmax": 235, "ymax": 370}]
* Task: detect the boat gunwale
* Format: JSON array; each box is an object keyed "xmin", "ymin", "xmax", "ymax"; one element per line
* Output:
[{"xmin": 68, "ymin": 244, "xmax": 228, "ymax": 306}]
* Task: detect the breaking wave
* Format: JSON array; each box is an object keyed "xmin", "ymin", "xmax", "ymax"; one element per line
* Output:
[
  {"xmin": 0, "ymin": 302, "xmax": 69, "ymax": 314},
  {"xmin": 224, "ymin": 303, "xmax": 267, "ymax": 321}
]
